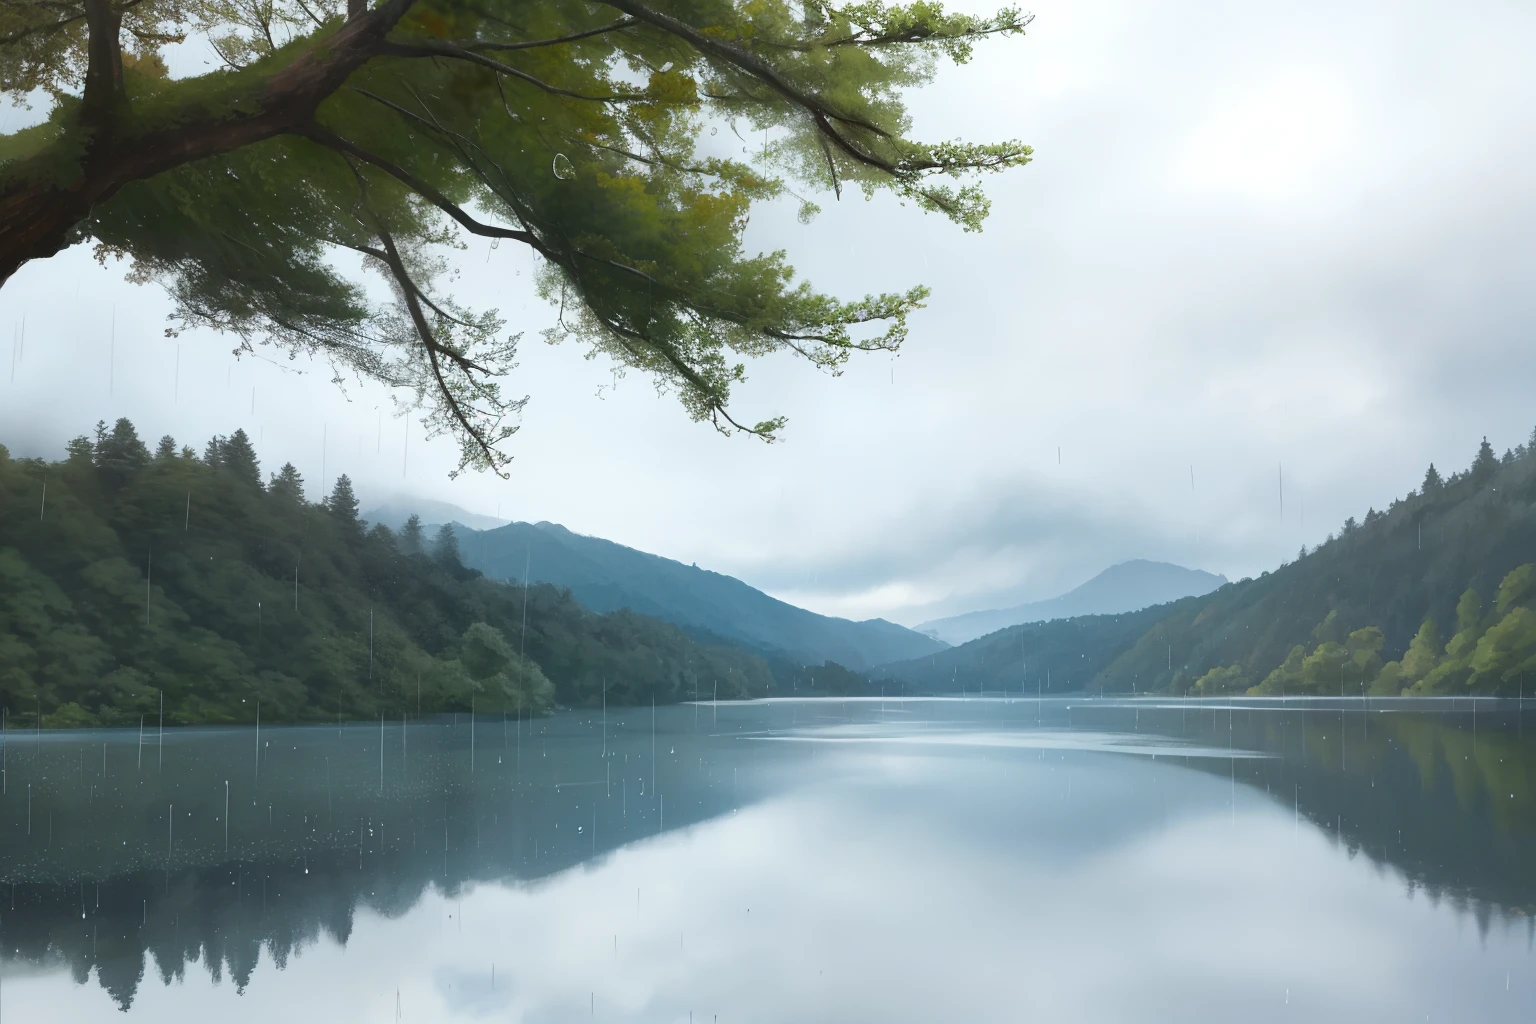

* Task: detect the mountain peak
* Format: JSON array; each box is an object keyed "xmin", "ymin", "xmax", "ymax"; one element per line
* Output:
[{"xmin": 916, "ymin": 560, "xmax": 1227, "ymax": 646}]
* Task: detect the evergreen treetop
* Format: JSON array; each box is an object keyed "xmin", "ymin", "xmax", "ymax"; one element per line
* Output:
[
  {"xmin": 400, "ymin": 514, "xmax": 425, "ymax": 554},
  {"xmin": 1473, "ymin": 436, "xmax": 1498, "ymax": 483},
  {"xmin": 326, "ymin": 474, "xmax": 361, "ymax": 527},
  {"xmin": 433, "ymin": 523, "xmax": 461, "ymax": 567},
  {"xmin": 220, "ymin": 429, "xmax": 263, "ymax": 488},
  {"xmin": 95, "ymin": 418, "xmax": 149, "ymax": 487},
  {"xmin": 269, "ymin": 463, "xmax": 307, "ymax": 503}
]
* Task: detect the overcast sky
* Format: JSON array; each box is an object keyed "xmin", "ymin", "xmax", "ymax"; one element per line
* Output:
[{"xmin": 4, "ymin": 0, "xmax": 1535, "ymax": 627}]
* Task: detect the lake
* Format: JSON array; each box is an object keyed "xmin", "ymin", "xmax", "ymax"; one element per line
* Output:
[{"xmin": 0, "ymin": 696, "xmax": 1531, "ymax": 1021}]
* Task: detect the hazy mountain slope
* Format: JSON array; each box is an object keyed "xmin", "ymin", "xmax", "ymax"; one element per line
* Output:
[
  {"xmin": 882, "ymin": 433, "xmax": 1536, "ymax": 696},
  {"xmin": 440, "ymin": 519, "xmax": 946, "ymax": 670},
  {"xmin": 879, "ymin": 596, "xmax": 1214, "ymax": 694},
  {"xmin": 916, "ymin": 559, "xmax": 1227, "ymax": 644},
  {"xmin": 364, "ymin": 498, "xmax": 508, "ymax": 533}
]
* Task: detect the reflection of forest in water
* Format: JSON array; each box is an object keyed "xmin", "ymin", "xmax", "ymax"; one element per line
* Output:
[
  {"xmin": 1, "ymin": 699, "xmax": 1533, "ymax": 1009},
  {"xmin": 1093, "ymin": 699, "xmax": 1536, "ymax": 924},
  {"xmin": 0, "ymin": 707, "xmax": 767, "ymax": 1010}
]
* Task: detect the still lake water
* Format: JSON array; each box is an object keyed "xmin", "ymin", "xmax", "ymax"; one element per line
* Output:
[{"xmin": 0, "ymin": 697, "xmax": 1532, "ymax": 1022}]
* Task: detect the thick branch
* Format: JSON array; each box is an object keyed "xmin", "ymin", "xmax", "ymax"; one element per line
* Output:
[
  {"xmin": 0, "ymin": 0, "xmax": 148, "ymax": 46},
  {"xmin": 380, "ymin": 39, "xmax": 642, "ymax": 102},
  {"xmin": 597, "ymin": 0, "xmax": 890, "ymax": 139},
  {"xmin": 0, "ymin": 0, "xmax": 414, "ymax": 285},
  {"xmin": 0, "ymin": 9, "xmax": 82, "ymax": 46},
  {"xmin": 762, "ymin": 17, "xmax": 1029, "ymax": 52},
  {"xmin": 301, "ymin": 124, "xmax": 539, "ymax": 247},
  {"xmin": 459, "ymin": 18, "xmax": 636, "ymax": 51}
]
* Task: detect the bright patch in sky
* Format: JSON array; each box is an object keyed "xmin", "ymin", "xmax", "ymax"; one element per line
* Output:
[{"xmin": 1176, "ymin": 72, "xmax": 1361, "ymax": 203}]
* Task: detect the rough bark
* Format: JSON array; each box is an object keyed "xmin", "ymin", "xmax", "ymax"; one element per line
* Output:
[
  {"xmin": 80, "ymin": 0, "xmax": 126, "ymax": 129},
  {"xmin": 0, "ymin": 0, "xmax": 412, "ymax": 286}
]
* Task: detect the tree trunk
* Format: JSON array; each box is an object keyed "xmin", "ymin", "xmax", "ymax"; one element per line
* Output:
[
  {"xmin": 80, "ymin": 0, "xmax": 126, "ymax": 129},
  {"xmin": 0, "ymin": 0, "xmax": 411, "ymax": 287}
]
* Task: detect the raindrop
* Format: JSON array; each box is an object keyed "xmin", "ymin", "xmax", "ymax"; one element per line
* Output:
[
  {"xmin": 552, "ymin": 153, "xmax": 575, "ymax": 180},
  {"xmin": 710, "ymin": 127, "xmax": 718, "ymax": 136}
]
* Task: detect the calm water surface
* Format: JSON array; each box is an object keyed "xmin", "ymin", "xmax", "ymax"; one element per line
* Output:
[{"xmin": 0, "ymin": 697, "xmax": 1532, "ymax": 1022}]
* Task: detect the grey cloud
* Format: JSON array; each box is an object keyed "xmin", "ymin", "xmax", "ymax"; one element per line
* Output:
[{"xmin": 3, "ymin": 0, "xmax": 1535, "ymax": 629}]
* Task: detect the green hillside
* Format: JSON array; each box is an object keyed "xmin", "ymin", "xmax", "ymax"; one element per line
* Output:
[
  {"xmin": 881, "ymin": 430, "xmax": 1536, "ymax": 697},
  {"xmin": 0, "ymin": 420, "xmax": 771, "ymax": 727},
  {"xmin": 429, "ymin": 519, "xmax": 947, "ymax": 671}
]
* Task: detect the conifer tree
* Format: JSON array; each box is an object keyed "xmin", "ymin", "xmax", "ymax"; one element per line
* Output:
[
  {"xmin": 433, "ymin": 523, "xmax": 462, "ymax": 567},
  {"xmin": 1422, "ymin": 463, "xmax": 1443, "ymax": 493},
  {"xmin": 400, "ymin": 514, "xmax": 425, "ymax": 555},
  {"xmin": 326, "ymin": 474, "xmax": 361, "ymax": 530},
  {"xmin": 220, "ymin": 429, "xmax": 262, "ymax": 488},
  {"xmin": 94, "ymin": 418, "xmax": 149, "ymax": 488},
  {"xmin": 1472, "ymin": 436, "xmax": 1498, "ymax": 484},
  {"xmin": 269, "ymin": 464, "xmax": 307, "ymax": 504}
]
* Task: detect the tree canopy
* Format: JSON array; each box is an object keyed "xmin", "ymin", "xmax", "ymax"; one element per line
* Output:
[{"xmin": 0, "ymin": 0, "xmax": 1031, "ymax": 472}]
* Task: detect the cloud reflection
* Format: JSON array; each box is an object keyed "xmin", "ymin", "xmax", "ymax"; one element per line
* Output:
[{"xmin": 9, "ymin": 734, "xmax": 1531, "ymax": 1022}]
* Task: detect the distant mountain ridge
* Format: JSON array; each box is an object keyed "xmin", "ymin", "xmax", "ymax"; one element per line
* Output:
[
  {"xmin": 364, "ymin": 506, "xmax": 947, "ymax": 670},
  {"xmin": 365, "ymin": 497, "xmax": 509, "ymax": 533},
  {"xmin": 916, "ymin": 560, "xmax": 1228, "ymax": 645}
]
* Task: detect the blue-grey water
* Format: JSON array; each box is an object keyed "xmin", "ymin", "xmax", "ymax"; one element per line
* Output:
[{"xmin": 0, "ymin": 697, "xmax": 1531, "ymax": 1021}]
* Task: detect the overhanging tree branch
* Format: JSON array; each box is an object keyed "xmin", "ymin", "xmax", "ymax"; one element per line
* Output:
[
  {"xmin": 380, "ymin": 39, "xmax": 644, "ymax": 102},
  {"xmin": 365, "ymin": 228, "xmax": 512, "ymax": 474},
  {"xmin": 1, "ymin": 0, "xmax": 1027, "ymax": 473},
  {"xmin": 597, "ymin": 0, "xmax": 893, "ymax": 139},
  {"xmin": 458, "ymin": 17, "xmax": 637, "ymax": 51},
  {"xmin": 1, "ymin": 0, "xmax": 415, "ymax": 284},
  {"xmin": 301, "ymin": 123, "xmax": 540, "ymax": 247}
]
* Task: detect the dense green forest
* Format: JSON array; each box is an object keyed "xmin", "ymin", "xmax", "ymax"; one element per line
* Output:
[
  {"xmin": 883, "ymin": 430, "xmax": 1536, "ymax": 697},
  {"xmin": 0, "ymin": 420, "xmax": 774, "ymax": 727}
]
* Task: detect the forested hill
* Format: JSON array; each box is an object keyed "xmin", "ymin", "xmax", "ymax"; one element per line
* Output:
[
  {"xmin": 881, "ymin": 430, "xmax": 1536, "ymax": 697},
  {"xmin": 412, "ymin": 518, "xmax": 947, "ymax": 671},
  {"xmin": 0, "ymin": 420, "xmax": 773, "ymax": 728}
]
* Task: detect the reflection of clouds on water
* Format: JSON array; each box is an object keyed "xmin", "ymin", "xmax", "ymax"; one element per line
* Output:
[
  {"xmin": 5, "ymin": 702, "xmax": 1536, "ymax": 1021},
  {"xmin": 434, "ymin": 963, "xmax": 513, "ymax": 1015},
  {"xmin": 8, "ymin": 739, "xmax": 1535, "ymax": 1022},
  {"xmin": 756, "ymin": 724, "xmax": 1273, "ymax": 760}
]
